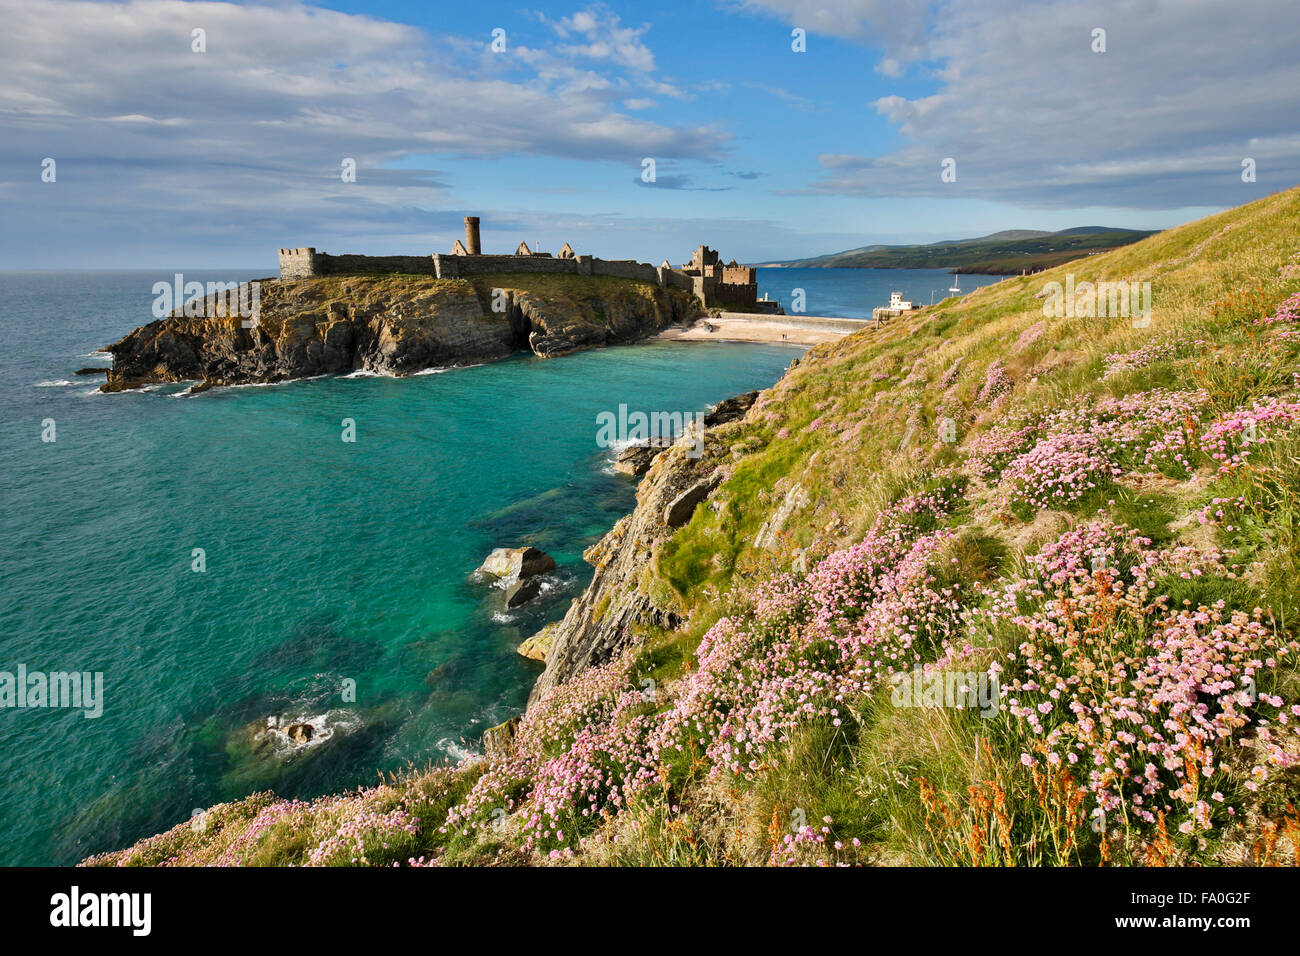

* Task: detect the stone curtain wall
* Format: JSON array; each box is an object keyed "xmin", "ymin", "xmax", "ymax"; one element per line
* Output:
[
  {"xmin": 434, "ymin": 254, "xmax": 579, "ymax": 278},
  {"xmin": 659, "ymin": 267, "xmax": 694, "ymax": 292},
  {"xmin": 319, "ymin": 254, "xmax": 440, "ymax": 276},
  {"xmin": 715, "ymin": 282, "xmax": 758, "ymax": 308},
  {"xmin": 276, "ymin": 248, "xmax": 440, "ymax": 278},
  {"xmin": 590, "ymin": 259, "xmax": 660, "ymax": 283},
  {"xmin": 278, "ymin": 248, "xmax": 701, "ymax": 296}
]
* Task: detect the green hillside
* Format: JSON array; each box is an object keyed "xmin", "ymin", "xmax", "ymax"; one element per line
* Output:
[{"xmin": 766, "ymin": 226, "xmax": 1157, "ymax": 273}]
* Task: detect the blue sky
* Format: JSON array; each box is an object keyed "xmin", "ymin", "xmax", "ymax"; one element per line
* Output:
[{"xmin": 2, "ymin": 0, "xmax": 1296, "ymax": 269}]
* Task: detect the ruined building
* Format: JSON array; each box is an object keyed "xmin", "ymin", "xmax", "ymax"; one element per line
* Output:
[
  {"xmin": 679, "ymin": 245, "xmax": 758, "ymax": 309},
  {"xmin": 277, "ymin": 220, "xmax": 753, "ymax": 310}
]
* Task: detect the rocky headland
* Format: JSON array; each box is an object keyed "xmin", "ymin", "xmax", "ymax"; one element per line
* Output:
[{"xmin": 103, "ymin": 273, "xmax": 702, "ymax": 392}]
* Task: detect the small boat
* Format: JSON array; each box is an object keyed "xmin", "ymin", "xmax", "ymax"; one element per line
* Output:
[{"xmin": 949, "ymin": 273, "xmax": 962, "ymax": 294}]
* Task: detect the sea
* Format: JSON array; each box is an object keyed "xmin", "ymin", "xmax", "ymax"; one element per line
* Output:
[{"xmin": 0, "ymin": 266, "xmax": 1001, "ymax": 864}]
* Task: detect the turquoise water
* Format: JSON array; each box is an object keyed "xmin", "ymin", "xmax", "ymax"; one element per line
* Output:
[
  {"xmin": 756, "ymin": 267, "xmax": 1005, "ymax": 318},
  {"xmin": 0, "ymin": 270, "xmax": 801, "ymax": 865}
]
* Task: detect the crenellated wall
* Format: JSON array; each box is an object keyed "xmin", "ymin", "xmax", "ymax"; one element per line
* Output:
[
  {"xmin": 277, "ymin": 247, "xmax": 318, "ymax": 279},
  {"xmin": 278, "ymin": 246, "xmax": 701, "ymax": 295},
  {"xmin": 722, "ymin": 264, "xmax": 756, "ymax": 286}
]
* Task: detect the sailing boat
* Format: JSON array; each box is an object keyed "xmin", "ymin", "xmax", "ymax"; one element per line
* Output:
[{"xmin": 948, "ymin": 272, "xmax": 962, "ymax": 294}]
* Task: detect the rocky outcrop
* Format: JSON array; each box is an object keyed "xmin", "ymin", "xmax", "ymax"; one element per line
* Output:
[
  {"xmin": 103, "ymin": 274, "xmax": 701, "ymax": 391},
  {"xmin": 482, "ymin": 716, "xmax": 520, "ymax": 756},
  {"xmin": 704, "ymin": 390, "xmax": 759, "ymax": 427},
  {"xmin": 754, "ymin": 481, "xmax": 810, "ymax": 550},
  {"xmin": 477, "ymin": 546, "xmax": 555, "ymax": 581},
  {"xmin": 663, "ymin": 479, "xmax": 717, "ymax": 528},
  {"xmin": 517, "ymin": 622, "xmax": 559, "ymax": 662},
  {"xmin": 613, "ymin": 442, "xmax": 668, "ymax": 477},
  {"xmin": 611, "ymin": 393, "xmax": 758, "ymax": 478},
  {"xmin": 529, "ymin": 393, "xmax": 756, "ymax": 703},
  {"xmin": 504, "ymin": 577, "xmax": 542, "ymax": 608}
]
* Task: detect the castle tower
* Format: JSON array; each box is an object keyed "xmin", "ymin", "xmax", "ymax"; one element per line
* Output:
[{"xmin": 464, "ymin": 216, "xmax": 481, "ymax": 255}]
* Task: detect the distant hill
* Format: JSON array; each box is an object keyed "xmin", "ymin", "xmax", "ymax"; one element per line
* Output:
[{"xmin": 760, "ymin": 226, "xmax": 1157, "ymax": 274}]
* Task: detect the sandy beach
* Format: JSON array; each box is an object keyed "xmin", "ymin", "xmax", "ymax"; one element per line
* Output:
[{"xmin": 659, "ymin": 314, "xmax": 870, "ymax": 346}]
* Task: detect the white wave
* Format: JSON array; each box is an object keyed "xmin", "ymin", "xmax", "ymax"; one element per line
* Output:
[
  {"xmin": 437, "ymin": 737, "xmax": 479, "ymax": 764},
  {"xmin": 253, "ymin": 708, "xmax": 362, "ymax": 755},
  {"xmin": 33, "ymin": 379, "xmax": 76, "ymax": 388},
  {"xmin": 223, "ymin": 374, "xmax": 328, "ymax": 390},
  {"xmin": 536, "ymin": 571, "xmax": 575, "ymax": 595}
]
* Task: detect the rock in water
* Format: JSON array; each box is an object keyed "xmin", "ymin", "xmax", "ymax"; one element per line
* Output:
[
  {"xmin": 505, "ymin": 577, "xmax": 542, "ymax": 608},
  {"xmin": 477, "ymin": 546, "xmax": 555, "ymax": 581},
  {"xmin": 284, "ymin": 722, "xmax": 314, "ymax": 743}
]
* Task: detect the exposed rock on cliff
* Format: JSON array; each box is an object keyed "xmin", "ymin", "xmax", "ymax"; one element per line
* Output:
[
  {"xmin": 517, "ymin": 622, "xmax": 558, "ymax": 662},
  {"xmin": 104, "ymin": 274, "xmax": 700, "ymax": 391},
  {"xmin": 529, "ymin": 392, "xmax": 757, "ymax": 702},
  {"xmin": 482, "ymin": 716, "xmax": 520, "ymax": 757},
  {"xmin": 612, "ymin": 442, "xmax": 667, "ymax": 476}
]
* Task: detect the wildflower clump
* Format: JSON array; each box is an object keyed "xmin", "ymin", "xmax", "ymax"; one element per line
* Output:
[
  {"xmin": 977, "ymin": 520, "xmax": 1299, "ymax": 837},
  {"xmin": 976, "ymin": 360, "xmax": 1013, "ymax": 405},
  {"xmin": 996, "ymin": 432, "xmax": 1120, "ymax": 516},
  {"xmin": 639, "ymin": 484, "xmax": 967, "ymax": 784}
]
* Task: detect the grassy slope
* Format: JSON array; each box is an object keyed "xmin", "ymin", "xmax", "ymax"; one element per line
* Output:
[{"xmin": 88, "ymin": 189, "xmax": 1300, "ymax": 867}]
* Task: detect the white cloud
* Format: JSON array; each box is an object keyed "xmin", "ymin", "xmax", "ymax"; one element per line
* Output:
[
  {"xmin": 554, "ymin": 4, "xmax": 657, "ymax": 72},
  {"xmin": 760, "ymin": 0, "xmax": 1300, "ymax": 208},
  {"xmin": 735, "ymin": 0, "xmax": 933, "ymax": 63},
  {"xmin": 0, "ymin": 0, "xmax": 730, "ymax": 264}
]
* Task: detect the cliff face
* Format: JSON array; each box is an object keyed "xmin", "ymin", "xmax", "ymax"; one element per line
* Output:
[
  {"xmin": 529, "ymin": 391, "xmax": 759, "ymax": 702},
  {"xmin": 104, "ymin": 274, "xmax": 701, "ymax": 391}
]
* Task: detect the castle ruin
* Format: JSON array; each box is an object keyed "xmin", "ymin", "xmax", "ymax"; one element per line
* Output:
[
  {"xmin": 276, "ymin": 218, "xmax": 757, "ymax": 310},
  {"xmin": 679, "ymin": 245, "xmax": 758, "ymax": 310}
]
